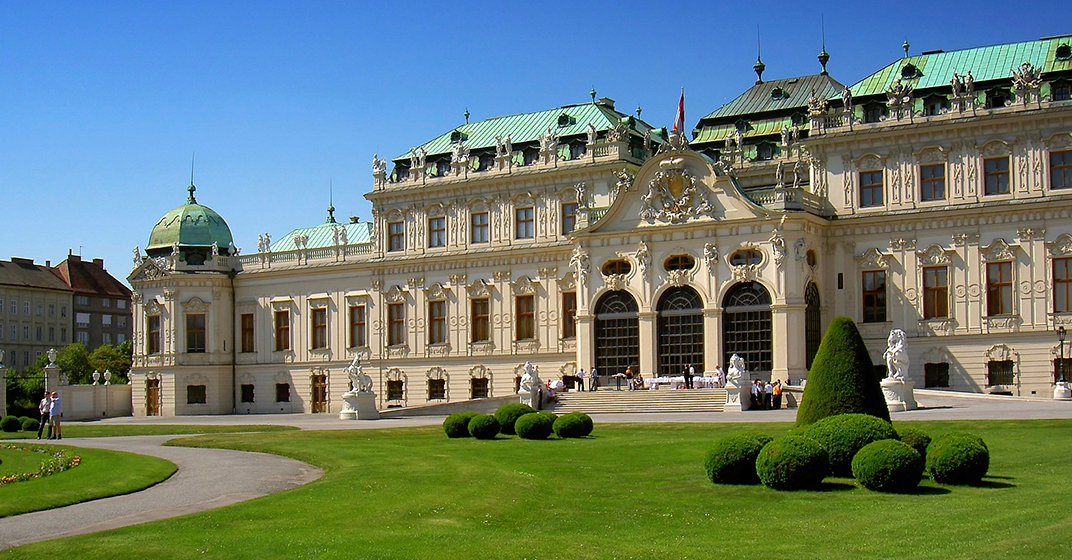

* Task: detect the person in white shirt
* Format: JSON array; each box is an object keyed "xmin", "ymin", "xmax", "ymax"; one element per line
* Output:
[
  {"xmin": 48, "ymin": 392, "xmax": 62, "ymax": 439},
  {"xmin": 589, "ymin": 367, "xmax": 598, "ymax": 391},
  {"xmin": 763, "ymin": 381, "xmax": 774, "ymax": 410},
  {"xmin": 713, "ymin": 365, "xmax": 725, "ymax": 388},
  {"xmin": 575, "ymin": 368, "xmax": 586, "ymax": 392},
  {"xmin": 37, "ymin": 392, "xmax": 51, "ymax": 439}
]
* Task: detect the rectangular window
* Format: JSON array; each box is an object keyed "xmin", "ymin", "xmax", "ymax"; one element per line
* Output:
[
  {"xmin": 186, "ymin": 313, "xmax": 206, "ymax": 353},
  {"xmin": 75, "ymin": 296, "xmax": 89, "ymax": 306},
  {"xmin": 516, "ymin": 295, "xmax": 535, "ymax": 340},
  {"xmin": 76, "ymin": 331, "xmax": 89, "ymax": 344},
  {"xmin": 61, "ymin": 306, "xmax": 66, "ymax": 318},
  {"xmin": 470, "ymin": 377, "xmax": 489, "ymax": 399},
  {"xmin": 1052, "ymin": 150, "xmax": 1072, "ymax": 190},
  {"xmin": 274, "ymin": 310, "xmax": 290, "ymax": 351},
  {"xmin": 924, "ymin": 363, "xmax": 950, "ymax": 388},
  {"xmin": 241, "ymin": 313, "xmax": 254, "ymax": 353},
  {"xmin": 984, "ymin": 157, "xmax": 1010, "ymax": 195},
  {"xmin": 349, "ymin": 305, "xmax": 366, "ymax": 348},
  {"xmin": 922, "ymin": 266, "xmax": 948, "ymax": 319},
  {"xmin": 118, "ymin": 316, "xmax": 127, "ymax": 328},
  {"xmin": 470, "ymin": 212, "xmax": 489, "ymax": 244},
  {"xmin": 987, "ymin": 360, "xmax": 1015, "ymax": 387},
  {"xmin": 428, "ymin": 216, "xmax": 446, "ymax": 248},
  {"xmin": 428, "ymin": 300, "xmax": 447, "ymax": 344},
  {"xmin": 562, "ymin": 203, "xmax": 578, "ymax": 235},
  {"xmin": 23, "ymin": 326, "xmax": 29, "ymax": 340},
  {"xmin": 23, "ymin": 302, "xmax": 30, "ymax": 315},
  {"xmin": 920, "ymin": 164, "xmax": 946, "ymax": 201},
  {"xmin": 35, "ymin": 304, "xmax": 42, "ymax": 316},
  {"xmin": 75, "ymin": 313, "xmax": 90, "ymax": 328},
  {"xmin": 35, "ymin": 326, "xmax": 42, "ymax": 341},
  {"xmin": 515, "ymin": 207, "xmax": 534, "ymax": 239},
  {"xmin": 240, "ymin": 384, "xmax": 255, "ymax": 403},
  {"xmin": 48, "ymin": 326, "xmax": 54, "ymax": 342},
  {"xmin": 862, "ymin": 270, "xmax": 887, "ymax": 323},
  {"xmin": 471, "ymin": 298, "xmax": 490, "ymax": 342},
  {"xmin": 1056, "ymin": 258, "xmax": 1072, "ymax": 313},
  {"xmin": 311, "ymin": 308, "xmax": 327, "ymax": 349},
  {"xmin": 102, "ymin": 314, "xmax": 112, "ymax": 326},
  {"xmin": 427, "ymin": 378, "xmax": 446, "ymax": 400},
  {"xmin": 986, "ymin": 261, "xmax": 1013, "ymax": 316},
  {"xmin": 9, "ymin": 301, "xmax": 15, "ymax": 314},
  {"xmin": 860, "ymin": 170, "xmax": 883, "ymax": 207},
  {"xmin": 386, "ymin": 380, "xmax": 404, "ymax": 401},
  {"xmin": 388, "ymin": 303, "xmax": 405, "ymax": 346},
  {"xmin": 117, "ymin": 333, "xmax": 125, "ymax": 344},
  {"xmin": 48, "ymin": 304, "xmax": 54, "ymax": 317},
  {"xmin": 8, "ymin": 325, "xmax": 14, "ymax": 340},
  {"xmin": 102, "ymin": 332, "xmax": 111, "ymax": 344},
  {"xmin": 102, "ymin": 299, "xmax": 111, "ymax": 308},
  {"xmin": 186, "ymin": 385, "xmax": 207, "ymax": 405},
  {"xmin": 388, "ymin": 221, "xmax": 405, "ymax": 252},
  {"xmin": 117, "ymin": 299, "xmax": 127, "ymax": 309},
  {"xmin": 562, "ymin": 291, "xmax": 577, "ymax": 338},
  {"xmin": 61, "ymin": 327, "xmax": 67, "ymax": 342},
  {"xmin": 275, "ymin": 383, "xmax": 291, "ymax": 402}
]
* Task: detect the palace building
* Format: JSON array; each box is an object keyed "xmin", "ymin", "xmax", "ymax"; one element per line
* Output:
[{"xmin": 128, "ymin": 35, "xmax": 1072, "ymax": 416}]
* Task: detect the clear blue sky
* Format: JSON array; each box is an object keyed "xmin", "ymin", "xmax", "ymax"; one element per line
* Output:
[{"xmin": 1, "ymin": 1, "xmax": 1063, "ymax": 283}]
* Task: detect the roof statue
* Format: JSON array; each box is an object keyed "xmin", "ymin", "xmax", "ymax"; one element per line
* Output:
[
  {"xmin": 132, "ymin": 246, "xmax": 143, "ymax": 270},
  {"xmin": 793, "ymin": 158, "xmax": 806, "ymax": 189},
  {"xmin": 494, "ymin": 135, "xmax": 505, "ymax": 157},
  {"xmin": 229, "ymin": 242, "xmax": 238, "ymax": 257},
  {"xmin": 780, "ymin": 125, "xmax": 791, "ymax": 147},
  {"xmin": 885, "ymin": 78, "xmax": 913, "ymax": 120},
  {"xmin": 409, "ymin": 148, "xmax": 419, "ymax": 171},
  {"xmin": 539, "ymin": 128, "xmax": 557, "ymax": 152},
  {"xmin": 807, "ymin": 88, "xmax": 828, "ymax": 116},
  {"xmin": 587, "ymin": 123, "xmax": 597, "ymax": 146},
  {"xmin": 1011, "ymin": 61, "xmax": 1043, "ymax": 106},
  {"xmin": 775, "ymin": 160, "xmax": 785, "ymax": 187},
  {"xmin": 841, "ymin": 87, "xmax": 852, "ymax": 113}
]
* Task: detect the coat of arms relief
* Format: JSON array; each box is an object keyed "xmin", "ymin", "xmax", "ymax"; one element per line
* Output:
[{"xmin": 639, "ymin": 158, "xmax": 713, "ymax": 223}]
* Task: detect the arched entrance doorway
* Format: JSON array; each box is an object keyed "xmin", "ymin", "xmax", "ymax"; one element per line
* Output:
[
  {"xmin": 722, "ymin": 282, "xmax": 772, "ymax": 374},
  {"xmin": 657, "ymin": 286, "xmax": 704, "ymax": 377},
  {"xmin": 594, "ymin": 290, "xmax": 639, "ymax": 376},
  {"xmin": 805, "ymin": 282, "xmax": 822, "ymax": 370}
]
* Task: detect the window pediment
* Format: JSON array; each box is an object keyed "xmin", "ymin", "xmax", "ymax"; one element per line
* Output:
[
  {"xmin": 917, "ymin": 146, "xmax": 947, "ymax": 164},
  {"xmin": 385, "ymin": 285, "xmax": 406, "ymax": 303},
  {"xmin": 981, "ymin": 238, "xmax": 1016, "ymax": 262},
  {"xmin": 182, "ymin": 297, "xmax": 209, "ymax": 313},
  {"xmin": 856, "ymin": 154, "xmax": 884, "ymax": 171},
  {"xmin": 916, "ymin": 244, "xmax": 954, "ymax": 266},
  {"xmin": 425, "ymin": 282, "xmax": 449, "ymax": 301},
  {"xmin": 979, "ymin": 140, "xmax": 1012, "ymax": 157},
  {"xmin": 512, "ymin": 276, "xmax": 538, "ymax": 295},
  {"xmin": 856, "ymin": 248, "xmax": 892, "ymax": 270},
  {"xmin": 1048, "ymin": 234, "xmax": 1072, "ymax": 257}
]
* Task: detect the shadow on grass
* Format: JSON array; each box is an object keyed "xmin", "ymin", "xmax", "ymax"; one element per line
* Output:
[
  {"xmin": 814, "ymin": 481, "xmax": 856, "ymax": 492},
  {"xmin": 973, "ymin": 479, "xmax": 1016, "ymax": 489},
  {"xmin": 902, "ymin": 485, "xmax": 952, "ymax": 495}
]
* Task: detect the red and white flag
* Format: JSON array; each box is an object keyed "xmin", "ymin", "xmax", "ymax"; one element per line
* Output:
[{"xmin": 672, "ymin": 89, "xmax": 685, "ymax": 133}]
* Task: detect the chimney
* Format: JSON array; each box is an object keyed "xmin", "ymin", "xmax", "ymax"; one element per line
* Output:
[
  {"xmin": 45, "ymin": 260, "xmax": 51, "ymax": 267},
  {"xmin": 93, "ymin": 258, "xmax": 104, "ymax": 268}
]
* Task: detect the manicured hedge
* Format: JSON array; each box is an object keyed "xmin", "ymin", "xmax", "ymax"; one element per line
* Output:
[
  {"xmin": 896, "ymin": 426, "xmax": 932, "ymax": 461},
  {"xmin": 443, "ymin": 412, "xmax": 479, "ymax": 438},
  {"xmin": 567, "ymin": 412, "xmax": 594, "ymax": 437},
  {"xmin": 552, "ymin": 413, "xmax": 586, "ymax": 438},
  {"xmin": 703, "ymin": 433, "xmax": 764, "ymax": 485},
  {"xmin": 0, "ymin": 416, "xmax": 20, "ymax": 433},
  {"xmin": 755, "ymin": 435, "xmax": 829, "ymax": 490},
  {"xmin": 468, "ymin": 414, "xmax": 501, "ymax": 440},
  {"xmin": 21, "ymin": 417, "xmax": 41, "ymax": 433},
  {"xmin": 796, "ymin": 316, "xmax": 891, "ymax": 426},
  {"xmin": 740, "ymin": 429, "xmax": 773, "ymax": 448},
  {"xmin": 927, "ymin": 432, "xmax": 990, "ymax": 485},
  {"xmin": 515, "ymin": 412, "xmax": 554, "ymax": 440},
  {"xmin": 494, "ymin": 403, "xmax": 536, "ymax": 435},
  {"xmin": 803, "ymin": 413, "xmax": 898, "ymax": 477},
  {"xmin": 851, "ymin": 439, "xmax": 924, "ymax": 493}
]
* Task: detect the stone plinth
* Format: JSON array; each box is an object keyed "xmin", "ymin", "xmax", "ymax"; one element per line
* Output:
[
  {"xmin": 339, "ymin": 391, "xmax": 379, "ymax": 420},
  {"xmin": 723, "ymin": 381, "xmax": 749, "ymax": 412},
  {"xmin": 881, "ymin": 378, "xmax": 918, "ymax": 412},
  {"xmin": 1054, "ymin": 381, "xmax": 1072, "ymax": 400}
]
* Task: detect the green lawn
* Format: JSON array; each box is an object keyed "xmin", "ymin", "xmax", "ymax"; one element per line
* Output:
[
  {"xmin": 4, "ymin": 419, "xmax": 1072, "ymax": 559},
  {"xmin": 0, "ymin": 424, "xmax": 298, "ymax": 439},
  {"xmin": 0, "ymin": 445, "xmax": 176, "ymax": 518}
]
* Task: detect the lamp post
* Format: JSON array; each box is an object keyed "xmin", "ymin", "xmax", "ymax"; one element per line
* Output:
[{"xmin": 1056, "ymin": 327, "xmax": 1071, "ymax": 400}]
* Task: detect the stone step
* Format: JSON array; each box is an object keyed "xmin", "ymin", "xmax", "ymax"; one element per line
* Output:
[{"xmin": 551, "ymin": 388, "xmax": 728, "ymax": 414}]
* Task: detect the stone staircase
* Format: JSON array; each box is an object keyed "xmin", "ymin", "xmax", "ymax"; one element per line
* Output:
[{"xmin": 551, "ymin": 388, "xmax": 728, "ymax": 414}]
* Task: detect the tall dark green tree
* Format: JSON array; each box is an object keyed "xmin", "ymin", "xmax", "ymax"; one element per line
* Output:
[
  {"xmin": 89, "ymin": 341, "xmax": 133, "ymax": 383},
  {"xmin": 56, "ymin": 342, "xmax": 93, "ymax": 385},
  {"xmin": 796, "ymin": 316, "xmax": 891, "ymax": 426}
]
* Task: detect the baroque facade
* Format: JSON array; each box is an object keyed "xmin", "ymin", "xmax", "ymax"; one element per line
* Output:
[{"xmin": 129, "ymin": 35, "xmax": 1072, "ymax": 416}]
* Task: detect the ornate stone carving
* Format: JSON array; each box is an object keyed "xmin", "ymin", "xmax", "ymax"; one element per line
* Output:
[
  {"xmin": 559, "ymin": 271, "xmax": 576, "ymax": 291},
  {"xmin": 769, "ymin": 231, "xmax": 786, "ymax": 267},
  {"xmin": 639, "ymin": 163, "xmax": 712, "ymax": 223},
  {"xmin": 917, "ymin": 244, "xmax": 953, "ymax": 266},
  {"xmin": 182, "ymin": 297, "xmax": 209, "ymax": 313},
  {"xmin": 386, "ymin": 345, "xmax": 410, "ymax": 358},
  {"xmin": 794, "ymin": 238, "xmax": 807, "ymax": 262},
  {"xmin": 704, "ymin": 243, "xmax": 719, "ymax": 274},
  {"xmin": 1011, "ymin": 62, "xmax": 1043, "ymax": 105},
  {"xmin": 425, "ymin": 282, "xmax": 448, "ymax": 301},
  {"xmin": 730, "ymin": 264, "xmax": 760, "ymax": 282},
  {"xmin": 603, "ymin": 273, "xmax": 627, "ymax": 290},
  {"xmin": 575, "ymin": 182, "xmax": 588, "ymax": 209},
  {"xmin": 385, "ymin": 285, "xmax": 406, "ymax": 303},
  {"xmin": 426, "ymin": 344, "xmax": 451, "ymax": 357},
  {"xmin": 512, "ymin": 276, "xmax": 537, "ymax": 295},
  {"xmin": 492, "ymin": 270, "xmax": 510, "ymax": 283},
  {"xmin": 569, "ymin": 244, "xmax": 590, "ymax": 285},
  {"xmin": 856, "ymin": 248, "xmax": 892, "ymax": 270},
  {"xmin": 858, "ymin": 154, "xmax": 883, "ymax": 172},
  {"xmin": 666, "ymin": 269, "xmax": 693, "ymax": 287},
  {"xmin": 980, "ymin": 141, "xmax": 1010, "ymax": 157},
  {"xmin": 981, "ymin": 238, "xmax": 1016, "ymax": 262},
  {"xmin": 634, "ymin": 241, "xmax": 652, "ymax": 275},
  {"xmin": 1048, "ymin": 234, "xmax": 1072, "ymax": 257}
]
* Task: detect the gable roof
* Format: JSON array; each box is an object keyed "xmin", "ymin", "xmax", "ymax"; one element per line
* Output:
[
  {"xmin": 54, "ymin": 256, "xmax": 131, "ymax": 297},
  {"xmin": 393, "ymin": 101, "xmax": 657, "ymax": 162},
  {"xmin": 0, "ymin": 258, "xmax": 72, "ymax": 292},
  {"xmin": 850, "ymin": 35, "xmax": 1072, "ymax": 97},
  {"xmin": 697, "ymin": 73, "xmax": 846, "ymax": 123}
]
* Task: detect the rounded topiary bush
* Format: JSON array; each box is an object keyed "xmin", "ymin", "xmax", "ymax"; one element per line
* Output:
[
  {"xmin": 0, "ymin": 416, "xmax": 20, "ymax": 433},
  {"xmin": 927, "ymin": 432, "xmax": 990, "ymax": 485},
  {"xmin": 494, "ymin": 403, "xmax": 536, "ymax": 435},
  {"xmin": 443, "ymin": 411, "xmax": 479, "ymax": 438},
  {"xmin": 756, "ymin": 435, "xmax": 829, "ymax": 490},
  {"xmin": 468, "ymin": 414, "xmax": 501, "ymax": 440},
  {"xmin": 552, "ymin": 413, "xmax": 586, "ymax": 438},
  {"xmin": 740, "ymin": 429, "xmax": 774, "ymax": 448},
  {"xmin": 851, "ymin": 439, "xmax": 924, "ymax": 492},
  {"xmin": 515, "ymin": 412, "xmax": 554, "ymax": 440},
  {"xmin": 796, "ymin": 316, "xmax": 891, "ymax": 426},
  {"xmin": 803, "ymin": 413, "xmax": 898, "ymax": 477},
  {"xmin": 565, "ymin": 411, "xmax": 594, "ymax": 436},
  {"xmin": 703, "ymin": 433, "xmax": 765, "ymax": 485},
  {"xmin": 896, "ymin": 426, "xmax": 932, "ymax": 461},
  {"xmin": 21, "ymin": 417, "xmax": 41, "ymax": 433}
]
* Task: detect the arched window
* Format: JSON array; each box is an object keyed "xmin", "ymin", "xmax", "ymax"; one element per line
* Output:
[
  {"xmin": 722, "ymin": 282, "xmax": 772, "ymax": 373},
  {"xmin": 657, "ymin": 287, "xmax": 704, "ymax": 377},
  {"xmin": 805, "ymin": 283, "xmax": 822, "ymax": 370},
  {"xmin": 594, "ymin": 291, "xmax": 639, "ymax": 376}
]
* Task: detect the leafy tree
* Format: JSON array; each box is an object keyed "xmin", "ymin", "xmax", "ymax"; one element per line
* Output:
[
  {"xmin": 89, "ymin": 342, "xmax": 132, "ymax": 384},
  {"xmin": 795, "ymin": 316, "xmax": 891, "ymax": 426},
  {"xmin": 6, "ymin": 355, "xmax": 48, "ymax": 416},
  {"xmin": 56, "ymin": 342, "xmax": 93, "ymax": 385}
]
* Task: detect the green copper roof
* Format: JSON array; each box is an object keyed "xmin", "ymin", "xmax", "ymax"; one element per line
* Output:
[
  {"xmin": 146, "ymin": 185, "xmax": 234, "ymax": 253},
  {"xmin": 697, "ymin": 74, "xmax": 845, "ymax": 123},
  {"xmin": 849, "ymin": 35, "xmax": 1072, "ymax": 97},
  {"xmin": 693, "ymin": 116, "xmax": 799, "ymax": 145},
  {"xmin": 270, "ymin": 221, "xmax": 372, "ymax": 252},
  {"xmin": 393, "ymin": 101, "xmax": 655, "ymax": 162}
]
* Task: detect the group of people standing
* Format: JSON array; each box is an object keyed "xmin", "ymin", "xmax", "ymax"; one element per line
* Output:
[
  {"xmin": 37, "ymin": 391, "xmax": 62, "ymax": 439},
  {"xmin": 573, "ymin": 367, "xmax": 599, "ymax": 392},
  {"xmin": 749, "ymin": 379, "xmax": 783, "ymax": 410}
]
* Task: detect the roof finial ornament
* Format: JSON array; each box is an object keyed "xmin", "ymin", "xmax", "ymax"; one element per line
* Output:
[
  {"xmin": 187, "ymin": 153, "xmax": 197, "ymax": 203},
  {"xmin": 326, "ymin": 178, "xmax": 336, "ymax": 224},
  {"xmin": 753, "ymin": 26, "xmax": 765, "ymax": 84},
  {"xmin": 903, "ymin": 39, "xmax": 910, "ymax": 58},
  {"xmin": 635, "ymin": 105, "xmax": 642, "ymax": 118},
  {"xmin": 590, "ymin": 87, "xmax": 597, "ymax": 102},
  {"xmin": 464, "ymin": 107, "xmax": 470, "ymax": 124},
  {"xmin": 818, "ymin": 15, "xmax": 830, "ymax": 76}
]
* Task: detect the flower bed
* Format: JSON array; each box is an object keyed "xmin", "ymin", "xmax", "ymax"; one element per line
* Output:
[{"xmin": 0, "ymin": 444, "xmax": 82, "ymax": 485}]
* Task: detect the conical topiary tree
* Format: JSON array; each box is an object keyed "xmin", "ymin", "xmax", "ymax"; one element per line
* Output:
[{"xmin": 796, "ymin": 316, "xmax": 891, "ymax": 426}]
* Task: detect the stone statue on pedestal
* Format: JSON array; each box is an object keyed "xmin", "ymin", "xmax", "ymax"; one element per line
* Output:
[
  {"xmin": 340, "ymin": 356, "xmax": 378, "ymax": 420},
  {"xmin": 881, "ymin": 328, "xmax": 917, "ymax": 412},
  {"xmin": 518, "ymin": 361, "xmax": 542, "ymax": 409}
]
